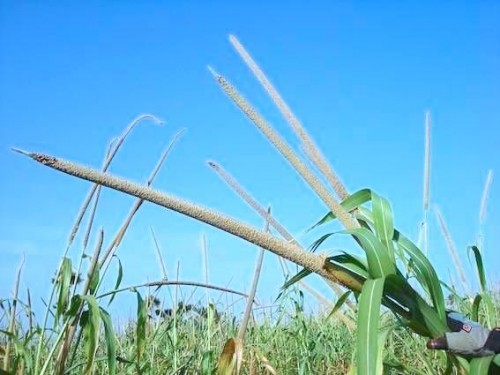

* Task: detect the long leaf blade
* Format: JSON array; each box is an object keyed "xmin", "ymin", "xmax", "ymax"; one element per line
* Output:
[
  {"xmin": 80, "ymin": 295, "xmax": 101, "ymax": 375},
  {"xmin": 357, "ymin": 278, "xmax": 385, "ymax": 375},
  {"xmin": 308, "ymin": 189, "xmax": 372, "ymax": 231},
  {"xmin": 372, "ymin": 192, "xmax": 395, "ymax": 262},
  {"xmin": 469, "ymin": 356, "xmax": 494, "ymax": 375},
  {"xmin": 135, "ymin": 291, "xmax": 147, "ymax": 362},
  {"xmin": 107, "ymin": 256, "xmax": 123, "ymax": 306},
  {"xmin": 394, "ymin": 231, "xmax": 446, "ymax": 322},
  {"xmin": 343, "ymin": 228, "xmax": 396, "ymax": 278},
  {"xmin": 468, "ymin": 246, "xmax": 487, "ymax": 292},
  {"xmin": 99, "ymin": 307, "xmax": 116, "ymax": 375}
]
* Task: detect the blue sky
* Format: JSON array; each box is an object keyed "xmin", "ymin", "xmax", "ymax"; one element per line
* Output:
[{"xmin": 1, "ymin": 1, "xmax": 499, "ymax": 320}]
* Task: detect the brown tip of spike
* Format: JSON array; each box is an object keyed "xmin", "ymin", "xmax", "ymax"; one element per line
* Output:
[{"xmin": 32, "ymin": 153, "xmax": 58, "ymax": 166}]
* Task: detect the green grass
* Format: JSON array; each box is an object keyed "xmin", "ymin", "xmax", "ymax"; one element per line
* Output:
[
  {"xmin": 3, "ymin": 286, "xmax": 497, "ymax": 374},
  {"xmin": 0, "ymin": 288, "xmax": 459, "ymax": 374}
]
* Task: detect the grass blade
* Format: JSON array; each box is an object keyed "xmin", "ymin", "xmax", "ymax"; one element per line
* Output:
[
  {"xmin": 135, "ymin": 291, "xmax": 147, "ymax": 363},
  {"xmin": 3, "ymin": 257, "xmax": 24, "ymax": 373},
  {"xmin": 468, "ymin": 245, "xmax": 487, "ymax": 292},
  {"xmin": 79, "ymin": 296, "xmax": 101, "ymax": 375},
  {"xmin": 357, "ymin": 206, "xmax": 446, "ymax": 322},
  {"xmin": 327, "ymin": 290, "xmax": 352, "ymax": 319},
  {"xmin": 238, "ymin": 207, "xmax": 270, "ymax": 342},
  {"xmin": 281, "ymin": 268, "xmax": 313, "ymax": 290},
  {"xmin": 357, "ymin": 278, "xmax": 385, "ymax": 375},
  {"xmin": 477, "ymin": 170, "xmax": 493, "ymax": 250},
  {"xmin": 371, "ymin": 192, "xmax": 395, "ymax": 262},
  {"xmin": 56, "ymin": 258, "xmax": 73, "ymax": 325},
  {"xmin": 308, "ymin": 189, "xmax": 371, "ymax": 231},
  {"xmin": 469, "ymin": 356, "xmax": 494, "ymax": 375},
  {"xmin": 107, "ymin": 256, "xmax": 123, "ymax": 306},
  {"xmin": 67, "ymin": 114, "xmax": 163, "ymax": 247},
  {"xmin": 394, "ymin": 231, "xmax": 446, "ymax": 321},
  {"xmin": 99, "ymin": 307, "xmax": 116, "ymax": 375},
  {"xmin": 342, "ymin": 228, "xmax": 396, "ymax": 278},
  {"xmin": 308, "ymin": 233, "xmax": 334, "ymax": 253}
]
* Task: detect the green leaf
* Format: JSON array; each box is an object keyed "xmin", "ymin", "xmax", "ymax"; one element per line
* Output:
[
  {"xmin": 354, "ymin": 205, "xmax": 446, "ymax": 324},
  {"xmin": 472, "ymin": 292, "xmax": 497, "ymax": 328},
  {"xmin": 308, "ymin": 232, "xmax": 334, "ymax": 253},
  {"xmin": 329, "ymin": 253, "xmax": 369, "ymax": 280},
  {"xmin": 135, "ymin": 291, "xmax": 147, "ymax": 362},
  {"xmin": 371, "ymin": 192, "xmax": 395, "ymax": 262},
  {"xmin": 376, "ymin": 324, "xmax": 396, "ymax": 375},
  {"xmin": 493, "ymin": 354, "xmax": 500, "ymax": 368},
  {"xmin": 472, "ymin": 294, "xmax": 482, "ymax": 322},
  {"xmin": 393, "ymin": 231, "xmax": 446, "ymax": 322},
  {"xmin": 281, "ymin": 255, "xmax": 367, "ymax": 299},
  {"xmin": 281, "ymin": 268, "xmax": 312, "ymax": 290},
  {"xmin": 384, "ymin": 274, "xmax": 447, "ymax": 337},
  {"xmin": 456, "ymin": 357, "xmax": 470, "ymax": 373},
  {"xmin": 66, "ymin": 295, "xmax": 83, "ymax": 319},
  {"xmin": 469, "ymin": 356, "xmax": 494, "ymax": 375},
  {"xmin": 89, "ymin": 264, "xmax": 100, "ymax": 295},
  {"xmin": 468, "ymin": 246, "xmax": 487, "ymax": 292},
  {"xmin": 108, "ymin": 256, "xmax": 123, "ymax": 306},
  {"xmin": 343, "ymin": 228, "xmax": 396, "ymax": 278},
  {"xmin": 356, "ymin": 204, "xmax": 444, "ymax": 321},
  {"xmin": 308, "ymin": 189, "xmax": 372, "ymax": 231},
  {"xmin": 80, "ymin": 295, "xmax": 101, "ymax": 375},
  {"xmin": 56, "ymin": 257, "xmax": 73, "ymax": 324},
  {"xmin": 99, "ymin": 307, "xmax": 116, "ymax": 375},
  {"xmin": 357, "ymin": 278, "xmax": 385, "ymax": 375},
  {"xmin": 327, "ymin": 291, "xmax": 352, "ymax": 319}
]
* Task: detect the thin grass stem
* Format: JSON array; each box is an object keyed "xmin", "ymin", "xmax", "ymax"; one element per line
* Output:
[
  {"xmin": 477, "ymin": 169, "xmax": 493, "ymax": 250},
  {"xmin": 421, "ymin": 111, "xmax": 432, "ymax": 257},
  {"xmin": 238, "ymin": 207, "xmax": 270, "ymax": 342},
  {"xmin": 434, "ymin": 206, "xmax": 469, "ymax": 295},
  {"xmin": 3, "ymin": 256, "xmax": 24, "ymax": 372},
  {"xmin": 68, "ymin": 114, "xmax": 163, "ymax": 247},
  {"xmin": 99, "ymin": 128, "xmax": 184, "ymax": 270},
  {"xmin": 150, "ymin": 227, "xmax": 169, "ymax": 280},
  {"xmin": 55, "ymin": 229, "xmax": 104, "ymax": 375}
]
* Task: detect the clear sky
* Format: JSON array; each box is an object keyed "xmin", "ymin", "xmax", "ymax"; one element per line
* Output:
[{"xmin": 1, "ymin": 1, "xmax": 499, "ymax": 320}]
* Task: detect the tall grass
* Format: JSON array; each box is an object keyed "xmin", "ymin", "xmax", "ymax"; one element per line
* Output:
[{"xmin": 2, "ymin": 35, "xmax": 499, "ymax": 374}]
